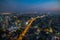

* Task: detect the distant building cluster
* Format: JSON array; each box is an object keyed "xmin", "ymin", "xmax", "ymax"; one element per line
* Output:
[{"xmin": 0, "ymin": 13, "xmax": 60, "ymax": 40}]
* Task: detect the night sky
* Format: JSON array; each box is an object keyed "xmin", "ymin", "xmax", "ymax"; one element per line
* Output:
[{"xmin": 0, "ymin": 0, "xmax": 60, "ymax": 13}]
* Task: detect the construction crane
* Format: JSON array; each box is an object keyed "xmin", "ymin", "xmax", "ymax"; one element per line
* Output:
[{"xmin": 17, "ymin": 15, "xmax": 46, "ymax": 40}]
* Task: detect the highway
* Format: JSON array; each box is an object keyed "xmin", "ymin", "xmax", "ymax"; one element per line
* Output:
[{"xmin": 17, "ymin": 15, "xmax": 47, "ymax": 40}]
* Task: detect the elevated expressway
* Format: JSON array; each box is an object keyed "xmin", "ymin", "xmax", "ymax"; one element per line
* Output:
[{"xmin": 17, "ymin": 15, "xmax": 53, "ymax": 40}]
